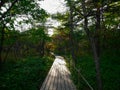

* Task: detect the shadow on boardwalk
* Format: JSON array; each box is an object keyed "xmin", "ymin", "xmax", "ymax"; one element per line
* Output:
[{"xmin": 40, "ymin": 56, "xmax": 76, "ymax": 90}]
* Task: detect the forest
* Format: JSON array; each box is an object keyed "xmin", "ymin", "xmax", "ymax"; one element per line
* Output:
[{"xmin": 0, "ymin": 0, "xmax": 120, "ymax": 90}]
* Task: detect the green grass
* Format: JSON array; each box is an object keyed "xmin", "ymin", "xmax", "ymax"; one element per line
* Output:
[
  {"xmin": 67, "ymin": 50, "xmax": 120, "ymax": 90},
  {"xmin": 0, "ymin": 56, "xmax": 54, "ymax": 90}
]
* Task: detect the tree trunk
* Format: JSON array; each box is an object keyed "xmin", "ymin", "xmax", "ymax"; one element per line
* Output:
[
  {"xmin": 0, "ymin": 24, "xmax": 5, "ymax": 68},
  {"xmin": 81, "ymin": 0, "xmax": 102, "ymax": 89},
  {"xmin": 91, "ymin": 38, "xmax": 102, "ymax": 90},
  {"xmin": 0, "ymin": 0, "xmax": 18, "ymax": 21},
  {"xmin": 3, "ymin": 43, "xmax": 15, "ymax": 62},
  {"xmin": 69, "ymin": 0, "xmax": 76, "ymax": 67},
  {"xmin": 41, "ymin": 39, "xmax": 45, "ymax": 57},
  {"xmin": 94, "ymin": 5, "xmax": 102, "ymax": 90},
  {"xmin": 38, "ymin": 39, "xmax": 45, "ymax": 57}
]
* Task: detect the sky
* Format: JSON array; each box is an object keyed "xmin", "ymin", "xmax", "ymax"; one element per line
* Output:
[
  {"xmin": 39, "ymin": 0, "xmax": 67, "ymax": 14},
  {"xmin": 38, "ymin": 0, "xmax": 67, "ymax": 36},
  {"xmin": 12, "ymin": 0, "xmax": 67, "ymax": 33}
]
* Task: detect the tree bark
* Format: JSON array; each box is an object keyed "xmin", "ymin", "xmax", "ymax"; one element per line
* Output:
[
  {"xmin": 91, "ymin": 38, "xmax": 102, "ymax": 90},
  {"xmin": 94, "ymin": 5, "xmax": 102, "ymax": 90},
  {"xmin": 81, "ymin": 0, "xmax": 102, "ymax": 90},
  {"xmin": 3, "ymin": 43, "xmax": 15, "ymax": 62},
  {"xmin": 0, "ymin": 24, "xmax": 5, "ymax": 68},
  {"xmin": 69, "ymin": 0, "xmax": 76, "ymax": 67},
  {"xmin": 41, "ymin": 39, "xmax": 45, "ymax": 57}
]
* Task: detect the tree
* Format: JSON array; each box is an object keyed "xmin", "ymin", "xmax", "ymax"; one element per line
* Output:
[
  {"xmin": 0, "ymin": 0, "xmax": 48, "ymax": 67},
  {"xmin": 64, "ymin": 0, "xmax": 120, "ymax": 90},
  {"xmin": 67, "ymin": 0, "xmax": 77, "ymax": 66},
  {"xmin": 64, "ymin": 0, "xmax": 103, "ymax": 89}
]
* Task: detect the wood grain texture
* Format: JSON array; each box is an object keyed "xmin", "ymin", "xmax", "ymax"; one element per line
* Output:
[{"xmin": 40, "ymin": 56, "xmax": 76, "ymax": 90}]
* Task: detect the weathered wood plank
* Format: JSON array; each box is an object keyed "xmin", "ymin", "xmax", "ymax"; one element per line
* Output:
[
  {"xmin": 40, "ymin": 56, "xmax": 76, "ymax": 90},
  {"xmin": 40, "ymin": 63, "xmax": 55, "ymax": 90},
  {"xmin": 49, "ymin": 63, "xmax": 58, "ymax": 90},
  {"xmin": 53, "ymin": 64, "xmax": 58, "ymax": 90}
]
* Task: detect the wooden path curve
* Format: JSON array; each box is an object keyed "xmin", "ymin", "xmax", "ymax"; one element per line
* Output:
[{"xmin": 40, "ymin": 56, "xmax": 76, "ymax": 90}]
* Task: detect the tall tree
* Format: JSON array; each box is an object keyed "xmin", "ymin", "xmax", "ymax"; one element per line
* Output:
[
  {"xmin": 68, "ymin": 0, "xmax": 76, "ymax": 66},
  {"xmin": 65, "ymin": 0, "xmax": 103, "ymax": 89},
  {"xmin": 66, "ymin": 0, "xmax": 120, "ymax": 89}
]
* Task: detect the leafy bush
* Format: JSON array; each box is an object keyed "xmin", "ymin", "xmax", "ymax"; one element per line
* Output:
[
  {"xmin": 68, "ymin": 50, "xmax": 120, "ymax": 90},
  {"xmin": 0, "ymin": 56, "xmax": 53, "ymax": 90}
]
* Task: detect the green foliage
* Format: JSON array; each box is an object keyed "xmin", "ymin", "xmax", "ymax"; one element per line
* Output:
[
  {"xmin": 0, "ymin": 0, "xmax": 48, "ymax": 31},
  {"xmin": 4, "ymin": 29, "xmax": 20, "ymax": 45},
  {"xmin": 100, "ymin": 50, "xmax": 120, "ymax": 90},
  {"xmin": 0, "ymin": 56, "xmax": 53, "ymax": 90},
  {"xmin": 51, "ymin": 29, "xmax": 70, "ymax": 55},
  {"xmin": 1, "ymin": 0, "xmax": 120, "ymax": 90},
  {"xmin": 67, "ymin": 55, "xmax": 96, "ymax": 90},
  {"xmin": 67, "ymin": 49, "xmax": 120, "ymax": 90}
]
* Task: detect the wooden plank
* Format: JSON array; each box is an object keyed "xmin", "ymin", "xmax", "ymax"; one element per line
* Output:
[
  {"xmin": 61, "ymin": 62, "xmax": 66, "ymax": 90},
  {"xmin": 61, "ymin": 64, "xmax": 66, "ymax": 90},
  {"xmin": 40, "ymin": 56, "xmax": 76, "ymax": 90},
  {"xmin": 40, "ymin": 62, "xmax": 55, "ymax": 90},
  {"xmin": 49, "ymin": 63, "xmax": 57, "ymax": 90},
  {"xmin": 62, "ymin": 65, "xmax": 70, "ymax": 90},
  {"xmin": 52, "ymin": 64, "xmax": 58, "ymax": 90},
  {"xmin": 45, "ymin": 65, "xmax": 54, "ymax": 90},
  {"xmin": 52, "ymin": 60, "xmax": 58, "ymax": 90},
  {"xmin": 57, "ymin": 61, "xmax": 63, "ymax": 90},
  {"xmin": 64, "ymin": 66, "xmax": 76, "ymax": 90}
]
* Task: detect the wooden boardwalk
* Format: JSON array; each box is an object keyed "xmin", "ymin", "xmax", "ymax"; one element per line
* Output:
[{"xmin": 40, "ymin": 56, "xmax": 76, "ymax": 90}]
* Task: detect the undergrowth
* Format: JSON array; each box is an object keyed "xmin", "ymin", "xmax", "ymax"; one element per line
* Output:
[
  {"xmin": 0, "ymin": 56, "xmax": 54, "ymax": 90},
  {"xmin": 66, "ymin": 50, "xmax": 120, "ymax": 90}
]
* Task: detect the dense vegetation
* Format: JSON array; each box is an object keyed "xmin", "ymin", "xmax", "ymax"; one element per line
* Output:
[
  {"xmin": 0, "ymin": 56, "xmax": 53, "ymax": 90},
  {"xmin": 52, "ymin": 26, "xmax": 120, "ymax": 90},
  {"xmin": 0, "ymin": 0, "xmax": 120, "ymax": 90},
  {"xmin": 51, "ymin": 0, "xmax": 120, "ymax": 90},
  {"xmin": 0, "ymin": 0, "xmax": 54, "ymax": 90}
]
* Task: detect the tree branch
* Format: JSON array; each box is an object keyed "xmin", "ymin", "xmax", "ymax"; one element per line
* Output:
[{"xmin": 0, "ymin": 0, "xmax": 19, "ymax": 21}]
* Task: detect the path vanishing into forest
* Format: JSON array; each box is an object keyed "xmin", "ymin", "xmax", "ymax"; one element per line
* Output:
[{"xmin": 40, "ymin": 56, "xmax": 76, "ymax": 90}]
